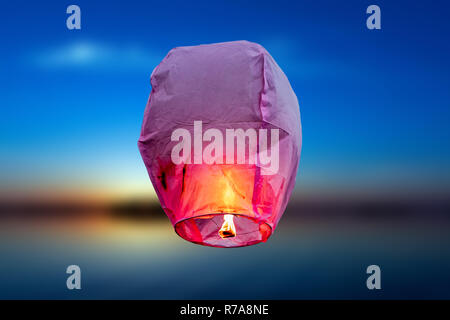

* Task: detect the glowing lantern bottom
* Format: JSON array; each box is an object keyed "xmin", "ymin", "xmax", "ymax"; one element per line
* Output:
[{"xmin": 151, "ymin": 160, "xmax": 289, "ymax": 248}]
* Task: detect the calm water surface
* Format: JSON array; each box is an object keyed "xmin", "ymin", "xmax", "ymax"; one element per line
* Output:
[{"xmin": 1, "ymin": 212, "xmax": 449, "ymax": 299}]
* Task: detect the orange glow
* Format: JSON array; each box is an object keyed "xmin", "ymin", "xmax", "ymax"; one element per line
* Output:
[
  {"xmin": 218, "ymin": 174, "xmax": 238, "ymax": 238},
  {"xmin": 219, "ymin": 214, "xmax": 236, "ymax": 238}
]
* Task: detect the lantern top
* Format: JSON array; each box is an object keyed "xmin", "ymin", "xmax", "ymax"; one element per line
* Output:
[{"xmin": 143, "ymin": 40, "xmax": 301, "ymax": 148}]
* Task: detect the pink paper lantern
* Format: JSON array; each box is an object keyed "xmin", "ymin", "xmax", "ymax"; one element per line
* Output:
[{"xmin": 138, "ymin": 41, "xmax": 301, "ymax": 247}]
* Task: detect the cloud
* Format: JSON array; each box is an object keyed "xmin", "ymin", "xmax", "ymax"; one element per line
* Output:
[
  {"xmin": 31, "ymin": 38, "xmax": 352, "ymax": 79},
  {"xmin": 33, "ymin": 41, "xmax": 164, "ymax": 72}
]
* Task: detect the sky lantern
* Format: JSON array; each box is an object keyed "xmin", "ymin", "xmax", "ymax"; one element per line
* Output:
[{"xmin": 138, "ymin": 41, "xmax": 301, "ymax": 247}]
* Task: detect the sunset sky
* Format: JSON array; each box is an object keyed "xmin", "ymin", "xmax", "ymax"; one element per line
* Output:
[{"xmin": 1, "ymin": 0, "xmax": 450, "ymax": 204}]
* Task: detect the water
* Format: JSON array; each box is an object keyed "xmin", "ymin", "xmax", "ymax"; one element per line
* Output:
[{"xmin": 1, "ymin": 213, "xmax": 449, "ymax": 299}]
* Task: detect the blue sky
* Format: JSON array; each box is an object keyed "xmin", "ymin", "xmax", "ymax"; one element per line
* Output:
[{"xmin": 1, "ymin": 0, "xmax": 449, "ymax": 202}]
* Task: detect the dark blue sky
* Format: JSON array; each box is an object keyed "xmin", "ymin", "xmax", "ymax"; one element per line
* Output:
[{"xmin": 1, "ymin": 0, "xmax": 449, "ymax": 202}]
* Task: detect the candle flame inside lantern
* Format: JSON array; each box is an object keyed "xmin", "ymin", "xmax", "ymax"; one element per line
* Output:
[
  {"xmin": 219, "ymin": 176, "xmax": 237, "ymax": 238},
  {"xmin": 219, "ymin": 214, "xmax": 236, "ymax": 238}
]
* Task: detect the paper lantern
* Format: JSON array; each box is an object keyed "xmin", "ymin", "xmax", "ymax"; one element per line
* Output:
[{"xmin": 138, "ymin": 41, "xmax": 301, "ymax": 247}]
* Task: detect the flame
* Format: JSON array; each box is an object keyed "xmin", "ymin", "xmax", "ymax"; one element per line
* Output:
[
  {"xmin": 219, "ymin": 176, "xmax": 237, "ymax": 238},
  {"xmin": 219, "ymin": 214, "xmax": 236, "ymax": 238}
]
